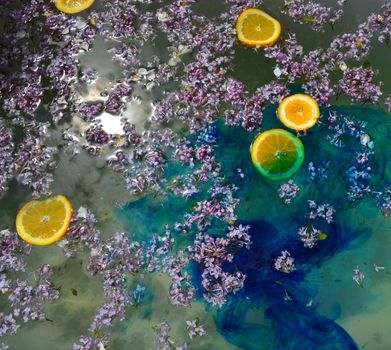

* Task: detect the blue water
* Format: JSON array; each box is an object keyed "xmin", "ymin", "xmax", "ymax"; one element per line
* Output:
[{"xmin": 116, "ymin": 103, "xmax": 391, "ymax": 349}]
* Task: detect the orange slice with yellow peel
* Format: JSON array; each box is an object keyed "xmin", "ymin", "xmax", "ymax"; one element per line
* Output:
[
  {"xmin": 16, "ymin": 195, "xmax": 73, "ymax": 246},
  {"xmin": 251, "ymin": 129, "xmax": 305, "ymax": 181},
  {"xmin": 277, "ymin": 94, "xmax": 320, "ymax": 131},
  {"xmin": 55, "ymin": 0, "xmax": 95, "ymax": 14},
  {"xmin": 236, "ymin": 8, "xmax": 282, "ymax": 47}
]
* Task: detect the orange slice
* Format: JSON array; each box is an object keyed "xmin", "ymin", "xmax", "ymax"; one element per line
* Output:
[
  {"xmin": 251, "ymin": 129, "xmax": 304, "ymax": 181},
  {"xmin": 236, "ymin": 8, "xmax": 282, "ymax": 47},
  {"xmin": 16, "ymin": 195, "xmax": 73, "ymax": 246},
  {"xmin": 277, "ymin": 94, "xmax": 320, "ymax": 131},
  {"xmin": 55, "ymin": 0, "xmax": 95, "ymax": 14}
]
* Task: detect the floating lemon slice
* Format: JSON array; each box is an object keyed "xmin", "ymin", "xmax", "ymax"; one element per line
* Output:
[
  {"xmin": 236, "ymin": 8, "xmax": 282, "ymax": 47},
  {"xmin": 251, "ymin": 129, "xmax": 305, "ymax": 181},
  {"xmin": 55, "ymin": 0, "xmax": 95, "ymax": 14},
  {"xmin": 16, "ymin": 195, "xmax": 73, "ymax": 246},
  {"xmin": 278, "ymin": 94, "xmax": 320, "ymax": 131}
]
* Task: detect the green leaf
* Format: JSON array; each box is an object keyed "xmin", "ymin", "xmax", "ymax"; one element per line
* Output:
[
  {"xmin": 362, "ymin": 60, "xmax": 372, "ymax": 69},
  {"xmin": 303, "ymin": 16, "xmax": 317, "ymax": 23},
  {"xmin": 220, "ymin": 178, "xmax": 230, "ymax": 186},
  {"xmin": 318, "ymin": 233, "xmax": 328, "ymax": 240}
]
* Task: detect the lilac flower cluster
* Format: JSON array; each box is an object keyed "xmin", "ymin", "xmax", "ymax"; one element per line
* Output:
[
  {"xmin": 13, "ymin": 124, "xmax": 57, "ymax": 197},
  {"xmin": 307, "ymin": 200, "xmax": 335, "ymax": 223},
  {"xmin": 153, "ymin": 320, "xmax": 187, "ymax": 350},
  {"xmin": 326, "ymin": 111, "xmax": 368, "ymax": 148},
  {"xmin": 298, "ymin": 226, "xmax": 324, "ymax": 249},
  {"xmin": 338, "ymin": 67, "xmax": 382, "ymax": 104},
  {"xmin": 0, "ymin": 121, "xmax": 56, "ymax": 198},
  {"xmin": 8, "ymin": 266, "xmax": 59, "ymax": 323},
  {"xmin": 265, "ymin": 6, "xmax": 391, "ymax": 105},
  {"xmin": 0, "ymin": 313, "xmax": 18, "ymax": 338},
  {"xmin": 346, "ymin": 148, "xmax": 373, "ymax": 202},
  {"xmin": 57, "ymin": 208, "xmax": 198, "ymax": 345},
  {"xmin": 163, "ymin": 134, "xmax": 251, "ymax": 307},
  {"xmin": 73, "ymin": 335, "xmax": 108, "ymax": 350},
  {"xmin": 171, "ymin": 141, "xmax": 224, "ymax": 201},
  {"xmin": 86, "ymin": 232, "xmax": 144, "ymax": 333},
  {"xmin": 366, "ymin": 3, "xmax": 391, "ymax": 44},
  {"xmin": 101, "ymin": 125, "xmax": 175, "ymax": 196},
  {"xmin": 326, "ymin": 111, "xmax": 381, "ymax": 203},
  {"xmin": 0, "ymin": 126, "xmax": 14, "ymax": 196},
  {"xmin": 278, "ymin": 180, "xmax": 300, "ymax": 204},
  {"xmin": 0, "ymin": 230, "xmax": 59, "ymax": 339},
  {"xmin": 161, "ymin": 251, "xmax": 196, "ymax": 307},
  {"xmin": 149, "ymin": 2, "xmax": 291, "ymax": 133},
  {"xmin": 57, "ymin": 208, "xmax": 141, "ymax": 346},
  {"xmin": 265, "ymin": 35, "xmax": 333, "ymax": 104},
  {"xmin": 0, "ymin": 229, "xmax": 31, "ymax": 273},
  {"xmin": 282, "ymin": 0, "xmax": 343, "ymax": 32},
  {"xmin": 297, "ymin": 201, "xmax": 335, "ymax": 248},
  {"xmin": 186, "ymin": 319, "xmax": 206, "ymax": 339},
  {"xmin": 274, "ymin": 250, "xmax": 296, "ymax": 273},
  {"xmin": 57, "ymin": 207, "xmax": 102, "ymax": 258},
  {"xmin": 0, "ymin": 1, "xmax": 96, "ymax": 119},
  {"xmin": 308, "ymin": 161, "xmax": 330, "ymax": 182},
  {"xmin": 188, "ymin": 225, "xmax": 251, "ymax": 306}
]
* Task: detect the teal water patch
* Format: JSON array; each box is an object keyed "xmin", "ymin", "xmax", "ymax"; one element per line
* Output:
[{"xmin": 116, "ymin": 105, "xmax": 391, "ymax": 349}]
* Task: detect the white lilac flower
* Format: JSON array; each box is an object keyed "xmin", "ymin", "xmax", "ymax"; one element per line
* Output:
[{"xmin": 274, "ymin": 251, "xmax": 296, "ymax": 273}]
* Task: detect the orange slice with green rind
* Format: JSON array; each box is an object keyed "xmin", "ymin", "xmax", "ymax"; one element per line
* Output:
[
  {"xmin": 251, "ymin": 129, "xmax": 305, "ymax": 181},
  {"xmin": 55, "ymin": 0, "xmax": 95, "ymax": 14},
  {"xmin": 236, "ymin": 8, "xmax": 282, "ymax": 47},
  {"xmin": 16, "ymin": 195, "xmax": 73, "ymax": 246},
  {"xmin": 277, "ymin": 94, "xmax": 320, "ymax": 131}
]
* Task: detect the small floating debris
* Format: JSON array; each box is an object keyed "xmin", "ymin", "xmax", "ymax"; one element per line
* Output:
[
  {"xmin": 373, "ymin": 264, "xmax": 385, "ymax": 272},
  {"xmin": 283, "ymin": 289, "xmax": 292, "ymax": 301}
]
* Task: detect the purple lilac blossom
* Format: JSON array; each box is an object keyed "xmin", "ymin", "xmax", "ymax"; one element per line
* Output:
[
  {"xmin": 186, "ymin": 319, "xmax": 206, "ymax": 339},
  {"xmin": 278, "ymin": 180, "xmax": 300, "ymax": 204},
  {"xmin": 338, "ymin": 67, "xmax": 382, "ymax": 103},
  {"xmin": 384, "ymin": 94, "xmax": 391, "ymax": 112},
  {"xmin": 154, "ymin": 320, "xmax": 188, "ymax": 350},
  {"xmin": 188, "ymin": 225, "xmax": 251, "ymax": 306},
  {"xmin": 283, "ymin": 0, "xmax": 343, "ymax": 32}
]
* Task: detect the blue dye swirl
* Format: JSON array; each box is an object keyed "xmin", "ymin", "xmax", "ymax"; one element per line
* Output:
[
  {"xmin": 212, "ymin": 220, "xmax": 361, "ymax": 350},
  {"xmin": 117, "ymin": 105, "xmax": 391, "ymax": 349}
]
